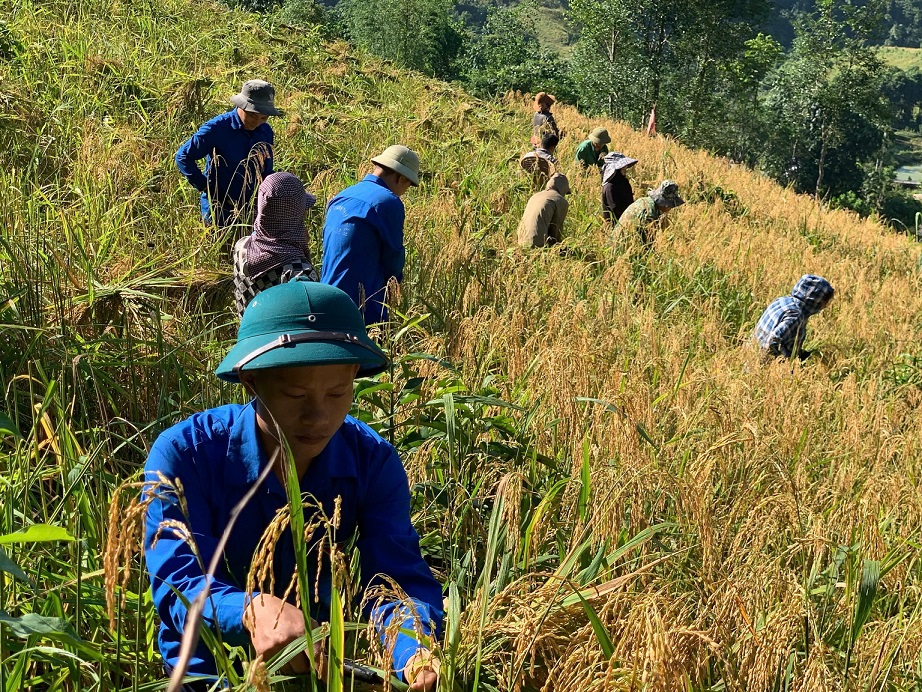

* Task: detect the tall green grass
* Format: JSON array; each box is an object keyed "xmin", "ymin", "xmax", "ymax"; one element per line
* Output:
[{"xmin": 5, "ymin": 0, "xmax": 922, "ymax": 689}]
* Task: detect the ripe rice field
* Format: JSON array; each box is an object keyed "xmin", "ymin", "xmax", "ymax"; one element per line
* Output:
[{"xmin": 4, "ymin": 0, "xmax": 922, "ymax": 690}]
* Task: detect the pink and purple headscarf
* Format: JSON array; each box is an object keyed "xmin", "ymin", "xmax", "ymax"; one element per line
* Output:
[{"xmin": 245, "ymin": 172, "xmax": 317, "ymax": 276}]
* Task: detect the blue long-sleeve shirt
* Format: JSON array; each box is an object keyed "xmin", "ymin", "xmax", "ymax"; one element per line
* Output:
[
  {"xmin": 320, "ymin": 175, "xmax": 406, "ymax": 325},
  {"xmin": 143, "ymin": 403, "xmax": 442, "ymax": 679},
  {"xmin": 175, "ymin": 109, "xmax": 274, "ymax": 225}
]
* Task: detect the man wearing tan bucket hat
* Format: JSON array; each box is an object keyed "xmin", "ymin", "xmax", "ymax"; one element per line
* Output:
[
  {"xmin": 320, "ymin": 144, "xmax": 420, "ymax": 325},
  {"xmin": 176, "ymin": 79, "xmax": 282, "ymax": 228}
]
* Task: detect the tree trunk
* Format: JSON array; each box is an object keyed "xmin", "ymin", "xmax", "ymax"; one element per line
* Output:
[{"xmin": 816, "ymin": 115, "xmax": 827, "ymax": 195}]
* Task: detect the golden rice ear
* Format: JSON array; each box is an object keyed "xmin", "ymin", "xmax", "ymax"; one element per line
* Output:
[{"xmin": 103, "ymin": 475, "xmax": 187, "ymax": 630}]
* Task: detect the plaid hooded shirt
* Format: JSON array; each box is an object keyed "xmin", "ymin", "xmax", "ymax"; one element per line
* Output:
[{"xmin": 754, "ymin": 275, "xmax": 834, "ymax": 358}]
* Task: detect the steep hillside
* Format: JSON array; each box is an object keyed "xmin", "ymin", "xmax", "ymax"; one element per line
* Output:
[{"xmin": 3, "ymin": 0, "xmax": 922, "ymax": 690}]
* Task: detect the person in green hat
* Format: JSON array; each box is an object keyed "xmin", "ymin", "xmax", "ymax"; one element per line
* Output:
[
  {"xmin": 321, "ymin": 145, "xmax": 420, "ymax": 325},
  {"xmin": 143, "ymin": 279, "xmax": 442, "ymax": 690},
  {"xmin": 575, "ymin": 127, "xmax": 611, "ymax": 169}
]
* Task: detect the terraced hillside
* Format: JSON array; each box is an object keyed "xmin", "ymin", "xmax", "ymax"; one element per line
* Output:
[{"xmin": 3, "ymin": 0, "xmax": 922, "ymax": 689}]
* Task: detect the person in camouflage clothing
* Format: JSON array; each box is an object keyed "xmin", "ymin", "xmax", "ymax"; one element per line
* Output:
[{"xmin": 615, "ymin": 179, "xmax": 684, "ymax": 245}]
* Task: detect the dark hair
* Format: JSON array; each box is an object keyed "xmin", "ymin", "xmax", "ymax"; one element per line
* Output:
[{"xmin": 541, "ymin": 133, "xmax": 560, "ymax": 150}]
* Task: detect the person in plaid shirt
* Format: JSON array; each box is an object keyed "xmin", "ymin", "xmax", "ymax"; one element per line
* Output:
[
  {"xmin": 754, "ymin": 274, "xmax": 835, "ymax": 360},
  {"xmin": 233, "ymin": 172, "xmax": 319, "ymax": 317}
]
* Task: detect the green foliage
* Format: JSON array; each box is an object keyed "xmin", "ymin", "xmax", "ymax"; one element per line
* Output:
[
  {"xmin": 882, "ymin": 66, "xmax": 922, "ymax": 129},
  {"xmin": 278, "ymin": 0, "xmax": 338, "ymax": 34},
  {"xmin": 0, "ymin": 525, "xmax": 76, "ymax": 545},
  {"xmin": 758, "ymin": 0, "xmax": 891, "ymax": 197},
  {"xmin": 566, "ymin": 0, "xmax": 637, "ymax": 120},
  {"xmin": 567, "ymin": 0, "xmax": 771, "ymax": 139},
  {"xmin": 6, "ymin": 0, "xmax": 922, "ymax": 687},
  {"xmin": 880, "ymin": 187, "xmax": 922, "ymax": 230},
  {"xmin": 340, "ymin": 0, "xmax": 464, "ymax": 78},
  {"xmin": 460, "ymin": 4, "xmax": 568, "ymax": 98},
  {"xmin": 883, "ymin": 0, "xmax": 922, "ymax": 47}
]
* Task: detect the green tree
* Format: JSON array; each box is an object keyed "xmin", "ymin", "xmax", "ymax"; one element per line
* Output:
[
  {"xmin": 461, "ymin": 5, "xmax": 567, "ymax": 98},
  {"xmin": 565, "ymin": 0, "xmax": 770, "ymax": 137},
  {"xmin": 566, "ymin": 0, "xmax": 638, "ymax": 120},
  {"xmin": 884, "ymin": 0, "xmax": 922, "ymax": 46},
  {"xmin": 759, "ymin": 0, "xmax": 891, "ymax": 197},
  {"xmin": 340, "ymin": 0, "xmax": 464, "ymax": 78},
  {"xmin": 704, "ymin": 33, "xmax": 783, "ymax": 163},
  {"xmin": 882, "ymin": 66, "xmax": 922, "ymax": 129}
]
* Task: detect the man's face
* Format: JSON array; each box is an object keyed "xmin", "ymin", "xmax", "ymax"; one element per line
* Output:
[
  {"xmin": 392, "ymin": 174, "xmax": 414, "ymax": 198},
  {"xmin": 241, "ymin": 363, "xmax": 359, "ymax": 467},
  {"xmin": 593, "ymin": 142, "xmax": 603, "ymax": 152},
  {"xmin": 237, "ymin": 108, "xmax": 270, "ymax": 131}
]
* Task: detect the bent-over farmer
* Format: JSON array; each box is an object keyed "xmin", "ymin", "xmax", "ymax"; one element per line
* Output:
[
  {"xmin": 616, "ymin": 179, "xmax": 684, "ymax": 246},
  {"xmin": 754, "ymin": 275, "xmax": 835, "ymax": 361},
  {"xmin": 517, "ymin": 173, "xmax": 571, "ymax": 248}
]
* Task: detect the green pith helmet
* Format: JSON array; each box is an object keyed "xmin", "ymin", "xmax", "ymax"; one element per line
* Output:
[{"xmin": 215, "ymin": 279, "xmax": 388, "ymax": 382}]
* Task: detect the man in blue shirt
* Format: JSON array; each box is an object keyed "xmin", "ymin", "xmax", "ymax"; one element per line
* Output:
[
  {"xmin": 321, "ymin": 145, "xmax": 420, "ymax": 325},
  {"xmin": 754, "ymin": 274, "xmax": 835, "ymax": 360},
  {"xmin": 143, "ymin": 279, "xmax": 442, "ymax": 690},
  {"xmin": 175, "ymin": 80, "xmax": 279, "ymax": 227}
]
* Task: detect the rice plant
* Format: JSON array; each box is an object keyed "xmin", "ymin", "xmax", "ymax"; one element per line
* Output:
[{"xmin": 4, "ymin": 0, "xmax": 922, "ymax": 689}]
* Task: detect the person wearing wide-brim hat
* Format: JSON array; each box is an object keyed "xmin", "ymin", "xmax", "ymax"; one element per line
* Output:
[
  {"xmin": 176, "ymin": 79, "xmax": 283, "ymax": 228},
  {"xmin": 531, "ymin": 92, "xmax": 559, "ymax": 146},
  {"xmin": 601, "ymin": 152, "xmax": 639, "ymax": 222},
  {"xmin": 142, "ymin": 278, "xmax": 444, "ymax": 691},
  {"xmin": 575, "ymin": 127, "xmax": 612, "ymax": 169},
  {"xmin": 520, "ymin": 131, "xmax": 561, "ymax": 189},
  {"xmin": 320, "ymin": 145, "xmax": 420, "ymax": 326},
  {"xmin": 615, "ymin": 179, "xmax": 685, "ymax": 246}
]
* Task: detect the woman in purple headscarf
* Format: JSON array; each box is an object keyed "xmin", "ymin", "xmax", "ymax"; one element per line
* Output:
[{"xmin": 232, "ymin": 172, "xmax": 320, "ymax": 317}]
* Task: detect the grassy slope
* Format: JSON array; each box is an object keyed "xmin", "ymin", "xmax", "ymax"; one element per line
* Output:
[
  {"xmin": 4, "ymin": 0, "xmax": 922, "ymax": 689},
  {"xmin": 879, "ymin": 45, "xmax": 922, "ymax": 71}
]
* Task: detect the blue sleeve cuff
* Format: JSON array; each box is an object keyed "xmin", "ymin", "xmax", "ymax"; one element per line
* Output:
[
  {"xmin": 206, "ymin": 588, "xmax": 253, "ymax": 647},
  {"xmin": 372, "ymin": 599, "xmax": 436, "ymax": 680},
  {"xmin": 393, "ymin": 630, "xmax": 427, "ymax": 681}
]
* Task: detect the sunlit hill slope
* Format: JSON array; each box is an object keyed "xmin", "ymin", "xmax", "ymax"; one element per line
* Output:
[{"xmin": 4, "ymin": 0, "xmax": 922, "ymax": 689}]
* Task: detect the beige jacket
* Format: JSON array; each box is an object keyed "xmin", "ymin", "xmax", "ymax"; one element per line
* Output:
[{"xmin": 517, "ymin": 174, "xmax": 570, "ymax": 248}]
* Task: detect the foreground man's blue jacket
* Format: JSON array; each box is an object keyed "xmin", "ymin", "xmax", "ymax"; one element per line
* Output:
[
  {"xmin": 320, "ymin": 175, "xmax": 405, "ymax": 325},
  {"xmin": 143, "ymin": 403, "xmax": 442, "ymax": 679}
]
